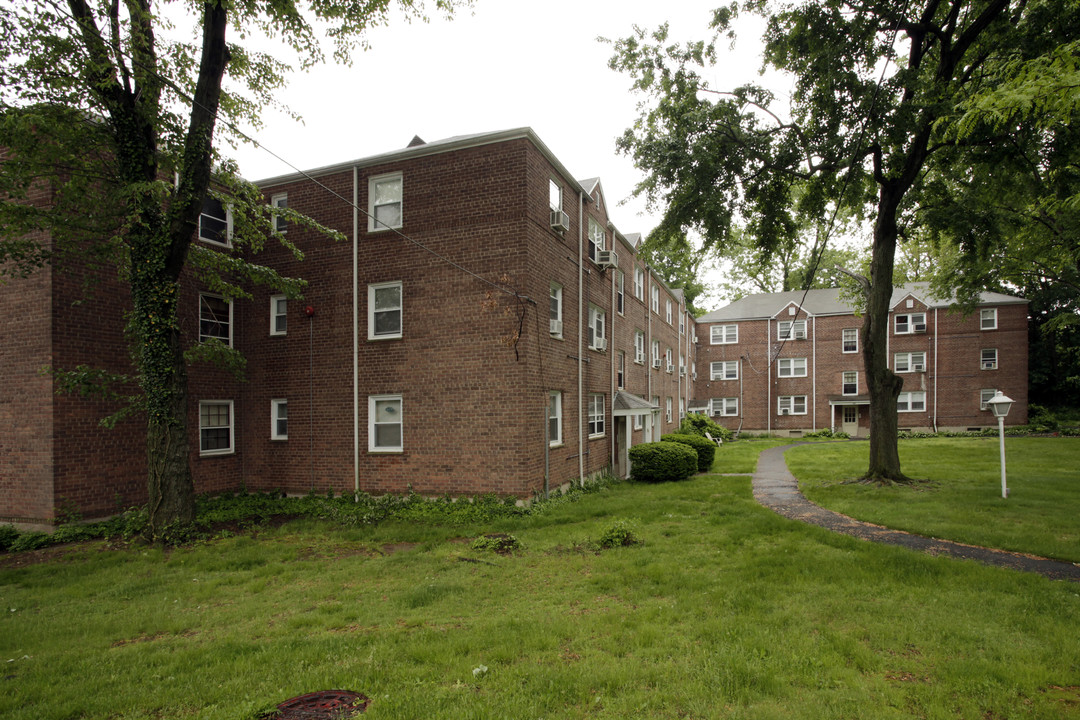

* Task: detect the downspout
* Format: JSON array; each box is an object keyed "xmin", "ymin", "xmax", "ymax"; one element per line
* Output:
[
  {"xmin": 767, "ymin": 319, "xmax": 772, "ymax": 435},
  {"xmin": 353, "ymin": 166, "xmax": 360, "ymax": 500},
  {"xmin": 577, "ymin": 191, "xmax": 585, "ymax": 485},
  {"xmin": 811, "ymin": 315, "xmax": 817, "ymax": 431},
  {"xmin": 933, "ymin": 307, "xmax": 939, "ymax": 432},
  {"xmin": 610, "ymin": 255, "xmax": 616, "ymax": 470},
  {"xmin": 646, "ymin": 268, "xmax": 652, "ymax": 438}
]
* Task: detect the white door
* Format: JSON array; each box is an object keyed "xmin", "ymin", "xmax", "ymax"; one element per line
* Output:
[{"xmin": 842, "ymin": 406, "xmax": 859, "ymax": 437}]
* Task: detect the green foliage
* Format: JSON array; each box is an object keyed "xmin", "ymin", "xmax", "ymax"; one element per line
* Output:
[
  {"xmin": 1027, "ymin": 404, "xmax": 1059, "ymax": 433},
  {"xmin": 802, "ymin": 428, "xmax": 850, "ymax": 439},
  {"xmin": 660, "ymin": 432, "xmax": 716, "ymax": 472},
  {"xmin": 597, "ymin": 518, "xmax": 642, "ymax": 549},
  {"xmin": 677, "ymin": 413, "xmax": 733, "ymax": 442},
  {"xmin": 0, "ymin": 525, "xmax": 20, "ymax": 552},
  {"xmin": 628, "ymin": 441, "xmax": 698, "ymax": 482},
  {"xmin": 9, "ymin": 531, "xmax": 50, "ymax": 552},
  {"xmin": 470, "ymin": 533, "xmax": 521, "ymax": 554}
]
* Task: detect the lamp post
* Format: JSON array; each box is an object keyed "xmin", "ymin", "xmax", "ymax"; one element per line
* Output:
[{"xmin": 987, "ymin": 391, "xmax": 1014, "ymax": 499}]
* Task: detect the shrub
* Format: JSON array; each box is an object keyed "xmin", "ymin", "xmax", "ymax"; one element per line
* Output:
[
  {"xmin": 0, "ymin": 525, "xmax": 19, "ymax": 552},
  {"xmin": 598, "ymin": 519, "xmax": 641, "ymax": 548},
  {"xmin": 660, "ymin": 433, "xmax": 716, "ymax": 472},
  {"xmin": 802, "ymin": 428, "xmax": 850, "ymax": 439},
  {"xmin": 677, "ymin": 413, "xmax": 733, "ymax": 442},
  {"xmin": 1028, "ymin": 404, "xmax": 1059, "ymax": 433},
  {"xmin": 10, "ymin": 531, "xmax": 51, "ymax": 552},
  {"xmin": 471, "ymin": 533, "xmax": 521, "ymax": 554},
  {"xmin": 628, "ymin": 441, "xmax": 697, "ymax": 482}
]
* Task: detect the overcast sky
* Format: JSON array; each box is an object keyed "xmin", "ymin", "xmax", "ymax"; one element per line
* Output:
[{"xmin": 223, "ymin": 0, "xmax": 782, "ymax": 303}]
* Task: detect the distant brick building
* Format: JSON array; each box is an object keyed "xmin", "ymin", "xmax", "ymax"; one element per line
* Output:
[
  {"xmin": 691, "ymin": 286, "xmax": 1029, "ymax": 437},
  {"xmin": 1, "ymin": 128, "xmax": 695, "ymax": 526}
]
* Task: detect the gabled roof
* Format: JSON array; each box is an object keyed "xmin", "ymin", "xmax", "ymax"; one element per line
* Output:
[
  {"xmin": 698, "ymin": 282, "xmax": 1026, "ymax": 323},
  {"xmin": 613, "ymin": 390, "xmax": 657, "ymax": 416}
]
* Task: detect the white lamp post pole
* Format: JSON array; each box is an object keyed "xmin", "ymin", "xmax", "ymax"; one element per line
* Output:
[{"xmin": 987, "ymin": 391, "xmax": 1014, "ymax": 499}]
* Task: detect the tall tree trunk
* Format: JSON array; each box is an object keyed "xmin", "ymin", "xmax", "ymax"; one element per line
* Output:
[{"xmin": 146, "ymin": 323, "xmax": 195, "ymax": 534}]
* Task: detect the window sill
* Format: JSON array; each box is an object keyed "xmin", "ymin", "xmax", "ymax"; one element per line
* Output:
[
  {"xmin": 199, "ymin": 450, "xmax": 235, "ymax": 458},
  {"xmin": 549, "ymin": 442, "xmax": 564, "ymax": 449},
  {"xmin": 270, "ymin": 437, "xmax": 288, "ymax": 442},
  {"xmin": 368, "ymin": 334, "xmax": 403, "ymax": 342},
  {"xmin": 270, "ymin": 332, "xmax": 287, "ymax": 338},
  {"xmin": 588, "ymin": 434, "xmax": 606, "ymax": 441},
  {"xmin": 368, "ymin": 449, "xmax": 404, "ymax": 455}
]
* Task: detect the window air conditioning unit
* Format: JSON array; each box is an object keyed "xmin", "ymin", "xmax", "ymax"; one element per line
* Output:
[
  {"xmin": 593, "ymin": 338, "xmax": 607, "ymax": 351},
  {"xmin": 793, "ymin": 328, "xmax": 807, "ymax": 340},
  {"xmin": 549, "ymin": 319, "xmax": 563, "ymax": 335},
  {"xmin": 781, "ymin": 409, "xmax": 790, "ymax": 415},
  {"xmin": 550, "ymin": 209, "xmax": 569, "ymax": 233},
  {"xmin": 636, "ymin": 352, "xmax": 645, "ymax": 363},
  {"xmin": 679, "ymin": 367, "xmax": 686, "ymax": 377},
  {"xmin": 913, "ymin": 320, "xmax": 927, "ymax": 332},
  {"xmin": 692, "ymin": 371, "xmax": 697, "ymax": 381},
  {"xmin": 652, "ymin": 358, "xmax": 661, "ymax": 369},
  {"xmin": 692, "ymin": 335, "xmax": 698, "ymax": 344},
  {"xmin": 667, "ymin": 363, "xmax": 675, "ymax": 373},
  {"xmin": 982, "ymin": 361, "xmax": 996, "ymax": 370},
  {"xmin": 595, "ymin": 249, "xmax": 619, "ymax": 268}
]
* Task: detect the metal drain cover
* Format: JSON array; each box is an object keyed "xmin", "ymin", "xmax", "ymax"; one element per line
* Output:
[{"xmin": 266, "ymin": 690, "xmax": 368, "ymax": 719}]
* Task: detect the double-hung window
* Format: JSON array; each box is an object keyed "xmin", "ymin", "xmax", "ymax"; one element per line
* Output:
[
  {"xmin": 980, "ymin": 308, "xmax": 998, "ymax": 330},
  {"xmin": 588, "ymin": 305, "xmax": 606, "ymax": 350},
  {"xmin": 617, "ymin": 352, "xmax": 625, "ymax": 389},
  {"xmin": 842, "ymin": 328, "xmax": 858, "ymax": 353},
  {"xmin": 897, "ymin": 391, "xmax": 926, "ymax": 412},
  {"xmin": 270, "ymin": 295, "xmax": 287, "ymax": 336},
  {"xmin": 199, "ymin": 400, "xmax": 234, "ymax": 455},
  {"xmin": 666, "ymin": 299, "xmax": 672, "ymax": 325},
  {"xmin": 712, "ymin": 397, "xmax": 738, "ymax": 417},
  {"xmin": 895, "ymin": 312, "xmax": 926, "ymax": 334},
  {"xmin": 549, "ymin": 179, "xmax": 561, "ymax": 212},
  {"xmin": 368, "ymin": 173, "xmax": 402, "ymax": 231},
  {"xmin": 894, "ymin": 351, "xmax": 926, "ymax": 373},
  {"xmin": 199, "ymin": 195, "xmax": 231, "ymax": 246},
  {"xmin": 665, "ymin": 347, "xmax": 673, "ymax": 373},
  {"xmin": 549, "ymin": 282, "xmax": 563, "ymax": 337},
  {"xmin": 711, "ymin": 324, "xmax": 737, "ymax": 344},
  {"xmin": 981, "ymin": 348, "xmax": 998, "ymax": 370},
  {"xmin": 711, "ymin": 361, "xmax": 738, "ymax": 381},
  {"xmin": 980, "ymin": 389, "xmax": 998, "ymax": 411},
  {"xmin": 778, "ymin": 320, "xmax": 806, "ymax": 340},
  {"xmin": 842, "ymin": 371, "xmax": 858, "ymax": 395},
  {"xmin": 588, "ymin": 394, "xmax": 605, "ymax": 438},
  {"xmin": 778, "ymin": 395, "xmax": 807, "ymax": 415},
  {"xmin": 271, "ymin": 193, "xmax": 288, "ymax": 233},
  {"xmin": 634, "ymin": 330, "xmax": 646, "ymax": 364},
  {"xmin": 665, "ymin": 397, "xmax": 673, "ymax": 423},
  {"xmin": 369, "ymin": 395, "xmax": 403, "ymax": 452},
  {"xmin": 270, "ymin": 399, "xmax": 288, "ymax": 440},
  {"xmin": 616, "ymin": 270, "xmax": 624, "ymax": 315},
  {"xmin": 651, "ymin": 339, "xmax": 660, "ymax": 368},
  {"xmin": 634, "ymin": 267, "xmax": 645, "ymax": 300},
  {"xmin": 777, "ymin": 357, "xmax": 807, "ymax": 378},
  {"xmin": 548, "ymin": 391, "xmax": 562, "ymax": 446},
  {"xmin": 588, "ymin": 218, "xmax": 605, "ymax": 262},
  {"xmin": 651, "ymin": 285, "xmax": 659, "ymax": 314},
  {"xmin": 199, "ymin": 293, "xmax": 232, "ymax": 346},
  {"xmin": 368, "ymin": 281, "xmax": 402, "ymax": 340}
]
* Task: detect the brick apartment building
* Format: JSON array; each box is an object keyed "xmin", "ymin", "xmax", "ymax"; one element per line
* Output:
[
  {"xmin": 1, "ymin": 128, "xmax": 696, "ymax": 526},
  {"xmin": 691, "ymin": 286, "xmax": 1029, "ymax": 437}
]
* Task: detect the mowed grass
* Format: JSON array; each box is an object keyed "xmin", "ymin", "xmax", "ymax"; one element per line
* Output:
[
  {"xmin": 788, "ymin": 437, "xmax": 1080, "ymax": 563},
  {"xmin": 2, "ymin": 450, "xmax": 1079, "ymax": 719}
]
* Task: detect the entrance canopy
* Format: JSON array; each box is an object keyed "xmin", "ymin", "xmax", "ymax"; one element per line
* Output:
[
  {"xmin": 826, "ymin": 394, "xmax": 870, "ymax": 406},
  {"xmin": 613, "ymin": 390, "xmax": 657, "ymax": 417}
]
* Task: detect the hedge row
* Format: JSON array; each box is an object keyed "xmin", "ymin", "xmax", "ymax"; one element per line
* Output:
[
  {"xmin": 628, "ymin": 441, "xmax": 697, "ymax": 482},
  {"xmin": 660, "ymin": 433, "xmax": 716, "ymax": 472}
]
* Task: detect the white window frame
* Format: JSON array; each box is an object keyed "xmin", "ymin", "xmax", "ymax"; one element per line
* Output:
[
  {"xmin": 895, "ymin": 312, "xmax": 927, "ymax": 334},
  {"xmin": 199, "ymin": 400, "xmax": 234, "ymax": 456},
  {"xmin": 679, "ymin": 398, "xmax": 685, "ymax": 420},
  {"xmin": 633, "ymin": 413, "xmax": 643, "ymax": 430},
  {"xmin": 270, "ymin": 294, "xmax": 287, "ymax": 337},
  {"xmin": 778, "ymin": 395, "xmax": 807, "ymax": 416},
  {"xmin": 548, "ymin": 391, "xmax": 562, "ymax": 447},
  {"xmin": 651, "ymin": 339, "xmax": 660, "ymax": 367},
  {"xmin": 270, "ymin": 399, "xmax": 288, "ymax": 440},
  {"xmin": 712, "ymin": 397, "xmax": 738, "ymax": 417},
  {"xmin": 981, "ymin": 308, "xmax": 998, "ymax": 330},
  {"xmin": 711, "ymin": 324, "xmax": 738, "ymax": 344},
  {"xmin": 588, "ymin": 305, "xmax": 606, "ymax": 351},
  {"xmin": 634, "ymin": 330, "xmax": 646, "ymax": 364},
  {"xmin": 777, "ymin": 357, "xmax": 808, "ymax": 378},
  {"xmin": 981, "ymin": 348, "xmax": 998, "ymax": 370},
  {"xmin": 778, "ymin": 319, "xmax": 807, "ymax": 340},
  {"xmin": 842, "ymin": 371, "xmax": 858, "ymax": 396},
  {"xmin": 588, "ymin": 217, "xmax": 605, "ymax": 261},
  {"xmin": 616, "ymin": 270, "xmax": 625, "ymax": 315},
  {"xmin": 665, "ymin": 397, "xmax": 673, "ymax": 423},
  {"xmin": 617, "ymin": 351, "xmax": 626, "ymax": 389},
  {"xmin": 549, "ymin": 179, "xmax": 561, "ymax": 212},
  {"xmin": 980, "ymin": 388, "xmax": 998, "ymax": 411},
  {"xmin": 199, "ymin": 194, "xmax": 232, "ymax": 247},
  {"xmin": 894, "ymin": 351, "xmax": 926, "ymax": 373},
  {"xmin": 368, "ymin": 281, "xmax": 403, "ymax": 340},
  {"xmin": 199, "ymin": 293, "xmax": 233, "ymax": 346},
  {"xmin": 665, "ymin": 347, "xmax": 673, "ymax": 373},
  {"xmin": 842, "ymin": 328, "xmax": 858, "ymax": 353},
  {"xmin": 666, "ymin": 299, "xmax": 672, "ymax": 325},
  {"xmin": 711, "ymin": 361, "xmax": 738, "ymax": 381},
  {"xmin": 651, "ymin": 284, "xmax": 660, "ymax": 314},
  {"xmin": 897, "ymin": 391, "xmax": 927, "ymax": 413},
  {"xmin": 368, "ymin": 172, "xmax": 403, "ymax": 232},
  {"xmin": 634, "ymin": 267, "xmax": 645, "ymax": 301},
  {"xmin": 588, "ymin": 393, "xmax": 605, "ymax": 438},
  {"xmin": 549, "ymin": 282, "xmax": 563, "ymax": 337},
  {"xmin": 271, "ymin": 192, "xmax": 288, "ymax": 234},
  {"xmin": 369, "ymin": 394, "xmax": 403, "ymax": 453}
]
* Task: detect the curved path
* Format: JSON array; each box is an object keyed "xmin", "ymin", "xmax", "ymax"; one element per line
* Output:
[{"xmin": 752, "ymin": 443, "xmax": 1080, "ymax": 582}]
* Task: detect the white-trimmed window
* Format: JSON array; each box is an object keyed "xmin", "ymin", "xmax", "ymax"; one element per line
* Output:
[
  {"xmin": 711, "ymin": 361, "xmax": 738, "ymax": 381},
  {"xmin": 199, "ymin": 194, "xmax": 232, "ymax": 247},
  {"xmin": 778, "ymin": 320, "xmax": 807, "ymax": 340},
  {"xmin": 895, "ymin": 312, "xmax": 926, "ymax": 334},
  {"xmin": 617, "ymin": 351, "xmax": 625, "ymax": 389},
  {"xmin": 368, "ymin": 281, "xmax": 402, "ymax": 340},
  {"xmin": 777, "ymin": 357, "xmax": 807, "ymax": 378},
  {"xmin": 271, "ymin": 192, "xmax": 288, "ymax": 233},
  {"xmin": 981, "ymin": 348, "xmax": 998, "ymax": 370},
  {"xmin": 981, "ymin": 308, "xmax": 998, "ymax": 330},
  {"xmin": 894, "ymin": 351, "xmax": 926, "ymax": 373},
  {"xmin": 199, "ymin": 400, "xmax": 234, "ymax": 455},
  {"xmin": 616, "ymin": 270, "xmax": 625, "ymax": 315},
  {"xmin": 588, "ymin": 394, "xmax": 605, "ymax": 438},
  {"xmin": 679, "ymin": 314, "xmax": 685, "ymax": 335},
  {"xmin": 842, "ymin": 328, "xmax": 858, "ymax": 353},
  {"xmin": 270, "ymin": 399, "xmax": 288, "ymax": 440},
  {"xmin": 588, "ymin": 305, "xmax": 606, "ymax": 350},
  {"xmin": 666, "ymin": 299, "xmax": 672, "ymax": 324},
  {"xmin": 665, "ymin": 397, "xmax": 673, "ymax": 423},
  {"xmin": 897, "ymin": 391, "xmax": 926, "ymax": 412},
  {"xmin": 651, "ymin": 339, "xmax": 660, "ymax": 368},
  {"xmin": 651, "ymin": 284, "xmax": 660, "ymax": 313},
  {"xmin": 633, "ymin": 413, "xmax": 643, "ymax": 430},
  {"xmin": 634, "ymin": 267, "xmax": 645, "ymax": 300},
  {"xmin": 778, "ymin": 395, "xmax": 807, "ymax": 415},
  {"xmin": 679, "ymin": 353, "xmax": 686, "ymax": 377},
  {"xmin": 980, "ymin": 388, "xmax": 998, "ymax": 411},
  {"xmin": 368, "ymin": 172, "xmax": 402, "ymax": 231},
  {"xmin": 548, "ymin": 391, "xmax": 562, "ymax": 447},
  {"xmin": 369, "ymin": 394, "xmax": 403, "ymax": 452},
  {"xmin": 270, "ymin": 295, "xmax": 287, "ymax": 336},
  {"xmin": 679, "ymin": 398, "xmax": 685, "ymax": 420},
  {"xmin": 634, "ymin": 330, "xmax": 646, "ymax": 364},
  {"xmin": 665, "ymin": 347, "xmax": 673, "ymax": 373},
  {"xmin": 711, "ymin": 324, "xmax": 737, "ymax": 344},
  {"xmin": 199, "ymin": 293, "xmax": 232, "ymax": 346},
  {"xmin": 842, "ymin": 371, "xmax": 858, "ymax": 395},
  {"xmin": 549, "ymin": 179, "xmax": 561, "ymax": 212},
  {"xmin": 712, "ymin": 397, "xmax": 738, "ymax": 417},
  {"xmin": 588, "ymin": 217, "xmax": 605, "ymax": 262},
  {"xmin": 549, "ymin": 282, "xmax": 563, "ymax": 337}
]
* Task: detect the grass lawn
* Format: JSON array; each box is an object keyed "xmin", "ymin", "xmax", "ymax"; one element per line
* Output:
[
  {"xmin": 787, "ymin": 437, "xmax": 1080, "ymax": 563},
  {"xmin": 3, "ymin": 451, "xmax": 1080, "ymax": 719}
]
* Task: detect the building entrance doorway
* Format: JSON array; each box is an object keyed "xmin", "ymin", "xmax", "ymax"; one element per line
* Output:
[{"xmin": 842, "ymin": 405, "xmax": 859, "ymax": 437}]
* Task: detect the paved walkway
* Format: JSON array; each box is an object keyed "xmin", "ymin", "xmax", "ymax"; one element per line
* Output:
[{"xmin": 752, "ymin": 443, "xmax": 1080, "ymax": 582}]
